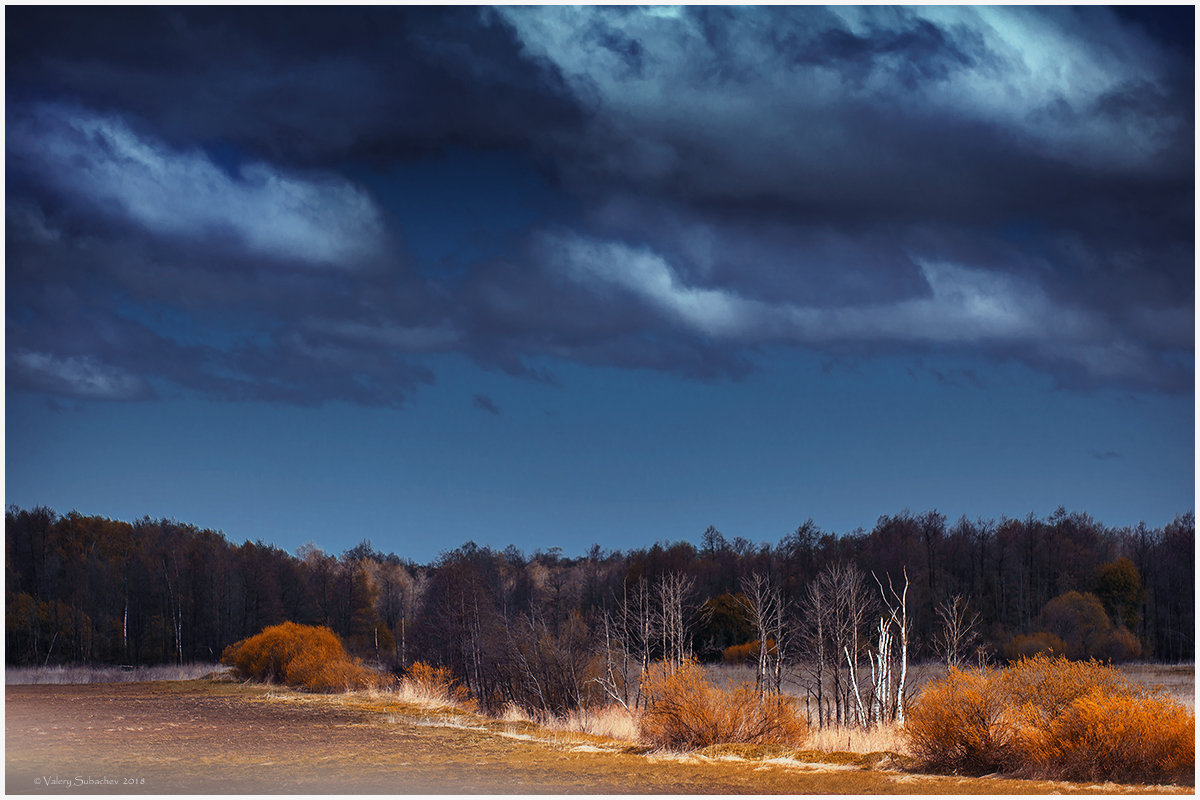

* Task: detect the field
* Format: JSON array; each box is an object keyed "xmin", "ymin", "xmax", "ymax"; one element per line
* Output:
[
  {"xmin": 6, "ymin": 676, "xmax": 1193, "ymax": 794},
  {"xmin": 4, "ymin": 663, "xmax": 221, "ymax": 685}
]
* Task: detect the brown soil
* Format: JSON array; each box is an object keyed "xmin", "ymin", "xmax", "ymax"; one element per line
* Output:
[{"xmin": 5, "ymin": 681, "xmax": 1189, "ymax": 794}]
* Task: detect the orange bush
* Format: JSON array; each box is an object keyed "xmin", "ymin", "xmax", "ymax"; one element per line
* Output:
[
  {"xmin": 721, "ymin": 638, "xmax": 777, "ymax": 665},
  {"xmin": 905, "ymin": 665, "xmax": 1019, "ymax": 775},
  {"xmin": 639, "ymin": 659, "xmax": 807, "ymax": 751},
  {"xmin": 1000, "ymin": 654, "xmax": 1130, "ymax": 721},
  {"xmin": 905, "ymin": 654, "xmax": 1195, "ymax": 785},
  {"xmin": 1020, "ymin": 689, "xmax": 1194, "ymax": 784},
  {"xmin": 221, "ymin": 621, "xmax": 380, "ymax": 693}
]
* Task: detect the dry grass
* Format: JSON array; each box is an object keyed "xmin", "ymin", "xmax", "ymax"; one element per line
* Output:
[
  {"xmin": 395, "ymin": 661, "xmax": 476, "ymax": 711},
  {"xmin": 498, "ymin": 701, "xmax": 536, "ymax": 723},
  {"xmin": 495, "ymin": 697, "xmax": 640, "ymax": 742},
  {"xmin": 5, "ymin": 663, "xmax": 226, "ymax": 684},
  {"xmin": 540, "ymin": 704, "xmax": 641, "ymax": 742},
  {"xmin": 805, "ymin": 723, "xmax": 909, "ymax": 756},
  {"xmin": 1120, "ymin": 663, "xmax": 1195, "ymax": 709}
]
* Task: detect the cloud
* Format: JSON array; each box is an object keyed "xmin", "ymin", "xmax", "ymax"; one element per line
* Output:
[
  {"xmin": 9, "ymin": 351, "xmax": 153, "ymax": 401},
  {"xmin": 5, "ymin": 6, "xmax": 582, "ymax": 168},
  {"xmin": 539, "ymin": 233, "xmax": 764, "ymax": 339},
  {"xmin": 5, "ymin": 6, "xmax": 1192, "ymax": 405},
  {"xmin": 499, "ymin": 5, "xmax": 1186, "ymax": 185},
  {"xmin": 472, "ymin": 393, "xmax": 501, "ymax": 415},
  {"xmin": 487, "ymin": 5, "xmax": 1190, "ymax": 393},
  {"xmin": 8, "ymin": 104, "xmax": 388, "ymax": 268},
  {"xmin": 301, "ymin": 319, "xmax": 463, "ymax": 353},
  {"xmin": 535, "ymin": 230, "xmax": 1186, "ymax": 392},
  {"xmin": 4, "ymin": 181, "xmax": 447, "ymax": 407}
]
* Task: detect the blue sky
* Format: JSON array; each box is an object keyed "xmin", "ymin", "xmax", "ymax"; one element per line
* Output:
[{"xmin": 6, "ymin": 6, "xmax": 1194, "ymax": 562}]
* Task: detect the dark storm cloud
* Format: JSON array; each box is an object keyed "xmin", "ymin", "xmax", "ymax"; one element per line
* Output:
[
  {"xmin": 6, "ymin": 6, "xmax": 1193, "ymax": 406},
  {"xmin": 493, "ymin": 5, "xmax": 1192, "ymax": 391},
  {"xmin": 5, "ymin": 6, "xmax": 580, "ymax": 167}
]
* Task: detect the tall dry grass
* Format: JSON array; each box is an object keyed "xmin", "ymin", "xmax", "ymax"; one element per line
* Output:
[
  {"xmin": 500, "ymin": 701, "xmax": 641, "ymax": 742},
  {"xmin": 804, "ymin": 723, "xmax": 908, "ymax": 756},
  {"xmin": 395, "ymin": 661, "xmax": 476, "ymax": 711}
]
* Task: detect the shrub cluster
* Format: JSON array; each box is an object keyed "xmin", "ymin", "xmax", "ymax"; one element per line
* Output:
[
  {"xmin": 905, "ymin": 654, "xmax": 1194, "ymax": 785},
  {"xmin": 221, "ymin": 621, "xmax": 383, "ymax": 693},
  {"xmin": 1004, "ymin": 591, "xmax": 1142, "ymax": 662},
  {"xmin": 721, "ymin": 638, "xmax": 777, "ymax": 665},
  {"xmin": 638, "ymin": 659, "xmax": 807, "ymax": 751}
]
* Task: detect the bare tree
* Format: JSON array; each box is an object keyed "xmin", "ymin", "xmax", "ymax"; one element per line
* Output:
[
  {"xmin": 595, "ymin": 577, "xmax": 655, "ymax": 709},
  {"xmin": 834, "ymin": 565, "xmax": 873, "ymax": 727},
  {"xmin": 736, "ymin": 572, "xmax": 788, "ymax": 696},
  {"xmin": 871, "ymin": 568, "xmax": 911, "ymax": 725},
  {"xmin": 934, "ymin": 593, "xmax": 981, "ymax": 668},
  {"xmin": 655, "ymin": 572, "xmax": 699, "ymax": 669},
  {"xmin": 506, "ymin": 607, "xmax": 593, "ymax": 716},
  {"xmin": 596, "ymin": 607, "xmax": 632, "ymax": 709},
  {"xmin": 797, "ymin": 574, "xmax": 831, "ymax": 727},
  {"xmin": 800, "ymin": 563, "xmax": 874, "ymax": 727}
]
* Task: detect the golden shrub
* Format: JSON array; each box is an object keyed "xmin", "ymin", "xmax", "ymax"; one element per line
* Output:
[
  {"xmin": 905, "ymin": 666, "xmax": 1018, "ymax": 775},
  {"xmin": 221, "ymin": 621, "xmax": 379, "ymax": 693},
  {"xmin": 722, "ymin": 641, "xmax": 756, "ymax": 665},
  {"xmin": 905, "ymin": 654, "xmax": 1195, "ymax": 785},
  {"xmin": 284, "ymin": 647, "xmax": 377, "ymax": 693},
  {"xmin": 1000, "ymin": 654, "xmax": 1131, "ymax": 722},
  {"xmin": 1020, "ymin": 689, "xmax": 1194, "ymax": 784},
  {"xmin": 638, "ymin": 659, "xmax": 807, "ymax": 751}
]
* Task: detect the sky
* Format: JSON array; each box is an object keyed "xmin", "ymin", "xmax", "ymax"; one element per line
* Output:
[{"xmin": 5, "ymin": 5, "xmax": 1194, "ymax": 563}]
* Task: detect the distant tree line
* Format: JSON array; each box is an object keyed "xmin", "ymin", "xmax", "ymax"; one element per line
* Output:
[{"xmin": 6, "ymin": 505, "xmax": 1193, "ymax": 715}]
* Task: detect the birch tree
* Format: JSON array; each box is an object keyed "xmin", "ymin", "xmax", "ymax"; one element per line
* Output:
[
  {"xmin": 655, "ymin": 571, "xmax": 698, "ymax": 669},
  {"xmin": 736, "ymin": 572, "xmax": 787, "ymax": 695},
  {"xmin": 871, "ymin": 568, "xmax": 911, "ymax": 725},
  {"xmin": 934, "ymin": 593, "xmax": 981, "ymax": 667}
]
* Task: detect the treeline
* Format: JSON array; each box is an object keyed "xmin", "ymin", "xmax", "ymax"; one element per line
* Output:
[{"xmin": 7, "ymin": 506, "xmax": 1193, "ymax": 693}]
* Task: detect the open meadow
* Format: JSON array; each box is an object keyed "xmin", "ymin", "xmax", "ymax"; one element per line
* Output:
[{"xmin": 6, "ymin": 675, "xmax": 1193, "ymax": 795}]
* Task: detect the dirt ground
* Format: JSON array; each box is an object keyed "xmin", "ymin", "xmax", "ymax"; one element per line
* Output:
[{"xmin": 5, "ymin": 681, "xmax": 1190, "ymax": 794}]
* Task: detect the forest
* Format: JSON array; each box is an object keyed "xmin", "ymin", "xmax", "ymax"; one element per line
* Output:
[{"xmin": 6, "ymin": 504, "xmax": 1193, "ymax": 719}]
